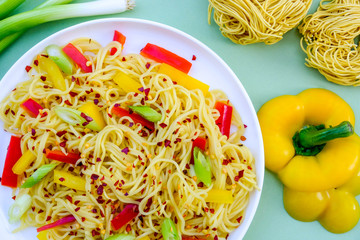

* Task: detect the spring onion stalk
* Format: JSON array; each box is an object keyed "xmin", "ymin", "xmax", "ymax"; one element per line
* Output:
[
  {"xmin": 0, "ymin": 0, "xmax": 73, "ymax": 53},
  {"xmin": 161, "ymin": 218, "xmax": 180, "ymax": 240},
  {"xmin": 105, "ymin": 234, "xmax": 136, "ymax": 240},
  {"xmin": 54, "ymin": 106, "xmax": 102, "ymax": 131},
  {"xmin": 0, "ymin": 0, "xmax": 25, "ymax": 19},
  {"xmin": 8, "ymin": 194, "xmax": 32, "ymax": 224},
  {"xmin": 0, "ymin": 0, "xmax": 136, "ymax": 40},
  {"xmin": 129, "ymin": 105, "xmax": 162, "ymax": 122},
  {"xmin": 21, "ymin": 163, "xmax": 58, "ymax": 188},
  {"xmin": 193, "ymin": 147, "xmax": 212, "ymax": 187}
]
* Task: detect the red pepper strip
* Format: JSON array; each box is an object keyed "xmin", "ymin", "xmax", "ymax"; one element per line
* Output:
[
  {"xmin": 62, "ymin": 43, "xmax": 92, "ymax": 73},
  {"xmin": 140, "ymin": 43, "xmax": 192, "ymax": 73},
  {"xmin": 111, "ymin": 204, "xmax": 139, "ymax": 230},
  {"xmin": 110, "ymin": 30, "xmax": 126, "ymax": 55},
  {"xmin": 37, "ymin": 215, "xmax": 76, "ymax": 232},
  {"xmin": 1, "ymin": 136, "xmax": 21, "ymax": 188},
  {"xmin": 20, "ymin": 98, "xmax": 43, "ymax": 118},
  {"xmin": 45, "ymin": 149, "xmax": 80, "ymax": 165},
  {"xmin": 190, "ymin": 137, "xmax": 207, "ymax": 164},
  {"xmin": 111, "ymin": 106, "xmax": 155, "ymax": 132},
  {"xmin": 215, "ymin": 101, "xmax": 233, "ymax": 138}
]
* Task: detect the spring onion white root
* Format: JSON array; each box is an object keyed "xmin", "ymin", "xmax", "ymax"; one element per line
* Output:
[{"xmin": 0, "ymin": 0, "xmax": 136, "ymax": 40}]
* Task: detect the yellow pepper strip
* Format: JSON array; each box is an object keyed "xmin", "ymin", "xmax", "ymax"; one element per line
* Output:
[
  {"xmin": 158, "ymin": 63, "xmax": 210, "ymax": 96},
  {"xmin": 138, "ymin": 236, "xmax": 151, "ymax": 240},
  {"xmin": 12, "ymin": 150, "xmax": 36, "ymax": 175},
  {"xmin": 38, "ymin": 56, "xmax": 66, "ymax": 91},
  {"xmin": 78, "ymin": 102, "xmax": 106, "ymax": 130},
  {"xmin": 53, "ymin": 170, "xmax": 86, "ymax": 191},
  {"xmin": 36, "ymin": 230, "xmax": 48, "ymax": 240},
  {"xmin": 205, "ymin": 189, "xmax": 234, "ymax": 204},
  {"xmin": 257, "ymin": 88, "xmax": 360, "ymax": 192},
  {"xmin": 113, "ymin": 71, "xmax": 142, "ymax": 93}
]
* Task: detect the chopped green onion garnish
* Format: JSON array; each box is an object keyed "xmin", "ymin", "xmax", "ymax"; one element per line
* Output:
[
  {"xmin": 105, "ymin": 234, "xmax": 136, "ymax": 240},
  {"xmin": 193, "ymin": 147, "xmax": 212, "ymax": 187},
  {"xmin": 46, "ymin": 44, "xmax": 73, "ymax": 74},
  {"xmin": 8, "ymin": 194, "xmax": 32, "ymax": 224},
  {"xmin": 161, "ymin": 218, "xmax": 180, "ymax": 240},
  {"xmin": 21, "ymin": 163, "xmax": 58, "ymax": 188},
  {"xmin": 54, "ymin": 106, "xmax": 102, "ymax": 131},
  {"xmin": 129, "ymin": 105, "xmax": 162, "ymax": 122}
]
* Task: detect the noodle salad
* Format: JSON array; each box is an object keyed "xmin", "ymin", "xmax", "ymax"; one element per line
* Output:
[{"xmin": 0, "ymin": 30, "xmax": 257, "ymax": 240}]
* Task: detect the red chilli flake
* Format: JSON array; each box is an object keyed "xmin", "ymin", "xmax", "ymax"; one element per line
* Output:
[
  {"xmin": 122, "ymin": 147, "xmax": 129, "ymax": 155},
  {"xmin": 159, "ymin": 123, "xmax": 167, "ymax": 128},
  {"xmin": 91, "ymin": 174, "xmax": 99, "ymax": 180},
  {"xmin": 237, "ymin": 216, "xmax": 243, "ymax": 223},
  {"xmin": 126, "ymin": 224, "xmax": 131, "ymax": 232},
  {"xmin": 56, "ymin": 130, "xmax": 67, "ymax": 137},
  {"xmin": 69, "ymin": 92, "xmax": 78, "ymax": 97},
  {"xmin": 46, "ymin": 216, "xmax": 52, "ymax": 221},
  {"xmin": 64, "ymin": 100, "xmax": 72, "ymax": 106},
  {"xmin": 66, "ymin": 196, "xmax": 73, "ymax": 203},
  {"xmin": 138, "ymin": 87, "xmax": 144, "ymax": 92},
  {"xmin": 164, "ymin": 139, "xmax": 171, "ymax": 148},
  {"xmin": 234, "ymin": 170, "xmax": 244, "ymax": 182},
  {"xmin": 75, "ymin": 207, "xmax": 80, "ymax": 212},
  {"xmin": 145, "ymin": 63, "xmax": 151, "ymax": 69},
  {"xmin": 192, "ymin": 55, "xmax": 197, "ymax": 60},
  {"xmin": 144, "ymin": 88, "xmax": 150, "ymax": 96},
  {"xmin": 25, "ymin": 66, "xmax": 32, "ymax": 72},
  {"xmin": 59, "ymin": 177, "xmax": 65, "ymax": 182},
  {"xmin": 222, "ymin": 159, "xmax": 230, "ymax": 165},
  {"xmin": 97, "ymin": 185, "xmax": 104, "ymax": 195},
  {"xmin": 214, "ymin": 235, "xmax": 219, "ymax": 240},
  {"xmin": 40, "ymin": 76, "xmax": 47, "ymax": 81},
  {"xmin": 34, "ymin": 59, "xmax": 39, "ymax": 66}
]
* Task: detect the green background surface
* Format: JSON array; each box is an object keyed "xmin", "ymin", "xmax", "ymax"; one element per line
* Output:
[{"xmin": 0, "ymin": 0, "xmax": 359, "ymax": 239}]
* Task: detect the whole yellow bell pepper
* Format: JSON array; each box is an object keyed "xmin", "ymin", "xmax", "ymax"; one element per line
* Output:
[{"xmin": 258, "ymin": 88, "xmax": 360, "ymax": 233}]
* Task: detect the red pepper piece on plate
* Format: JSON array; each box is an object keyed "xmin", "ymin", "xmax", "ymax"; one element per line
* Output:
[
  {"xmin": 111, "ymin": 204, "xmax": 139, "ymax": 230},
  {"xmin": 110, "ymin": 30, "xmax": 126, "ymax": 55},
  {"xmin": 111, "ymin": 106, "xmax": 155, "ymax": 132},
  {"xmin": 20, "ymin": 98, "xmax": 43, "ymax": 117},
  {"xmin": 62, "ymin": 43, "xmax": 92, "ymax": 73},
  {"xmin": 37, "ymin": 215, "xmax": 76, "ymax": 232},
  {"xmin": 140, "ymin": 43, "xmax": 192, "ymax": 73},
  {"xmin": 1, "ymin": 136, "xmax": 22, "ymax": 188},
  {"xmin": 45, "ymin": 149, "xmax": 80, "ymax": 165},
  {"xmin": 215, "ymin": 101, "xmax": 233, "ymax": 138}
]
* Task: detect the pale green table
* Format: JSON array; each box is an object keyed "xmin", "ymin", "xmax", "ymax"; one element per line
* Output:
[{"xmin": 0, "ymin": 0, "xmax": 359, "ymax": 239}]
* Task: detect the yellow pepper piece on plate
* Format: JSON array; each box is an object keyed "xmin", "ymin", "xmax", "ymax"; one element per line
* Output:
[
  {"xmin": 258, "ymin": 88, "xmax": 360, "ymax": 233},
  {"xmin": 205, "ymin": 189, "xmax": 234, "ymax": 204},
  {"xmin": 37, "ymin": 230, "xmax": 48, "ymax": 240},
  {"xmin": 12, "ymin": 149, "xmax": 36, "ymax": 175},
  {"xmin": 158, "ymin": 63, "xmax": 209, "ymax": 96},
  {"xmin": 113, "ymin": 71, "xmax": 142, "ymax": 93},
  {"xmin": 38, "ymin": 56, "xmax": 66, "ymax": 91},
  {"xmin": 54, "ymin": 170, "xmax": 86, "ymax": 191},
  {"xmin": 78, "ymin": 102, "xmax": 106, "ymax": 130}
]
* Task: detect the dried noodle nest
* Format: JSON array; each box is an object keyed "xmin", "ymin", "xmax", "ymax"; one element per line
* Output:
[
  {"xmin": 208, "ymin": 0, "xmax": 313, "ymax": 45},
  {"xmin": 299, "ymin": 0, "xmax": 360, "ymax": 86}
]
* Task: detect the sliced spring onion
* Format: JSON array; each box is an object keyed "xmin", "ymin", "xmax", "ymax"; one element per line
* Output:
[
  {"xmin": 0, "ymin": 0, "xmax": 72, "ymax": 53},
  {"xmin": 193, "ymin": 147, "xmax": 212, "ymax": 187},
  {"xmin": 21, "ymin": 163, "xmax": 58, "ymax": 188},
  {"xmin": 161, "ymin": 218, "xmax": 180, "ymax": 240},
  {"xmin": 105, "ymin": 234, "xmax": 136, "ymax": 240},
  {"xmin": 0, "ymin": 0, "xmax": 136, "ymax": 40},
  {"xmin": 45, "ymin": 44, "xmax": 73, "ymax": 74},
  {"xmin": 54, "ymin": 106, "xmax": 102, "ymax": 131},
  {"xmin": 8, "ymin": 193, "xmax": 32, "ymax": 224},
  {"xmin": 0, "ymin": 0, "xmax": 25, "ymax": 19},
  {"xmin": 128, "ymin": 105, "xmax": 162, "ymax": 122}
]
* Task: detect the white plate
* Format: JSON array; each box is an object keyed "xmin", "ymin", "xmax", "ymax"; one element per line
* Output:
[{"xmin": 0, "ymin": 18, "xmax": 264, "ymax": 240}]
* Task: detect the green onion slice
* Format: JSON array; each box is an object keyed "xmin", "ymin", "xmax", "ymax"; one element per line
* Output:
[
  {"xmin": 21, "ymin": 163, "xmax": 58, "ymax": 188},
  {"xmin": 54, "ymin": 106, "xmax": 101, "ymax": 131},
  {"xmin": 104, "ymin": 234, "xmax": 136, "ymax": 240},
  {"xmin": 193, "ymin": 147, "xmax": 212, "ymax": 187},
  {"xmin": 8, "ymin": 194, "xmax": 32, "ymax": 224},
  {"xmin": 46, "ymin": 44, "xmax": 73, "ymax": 74},
  {"xmin": 129, "ymin": 105, "xmax": 162, "ymax": 122},
  {"xmin": 161, "ymin": 218, "xmax": 180, "ymax": 240}
]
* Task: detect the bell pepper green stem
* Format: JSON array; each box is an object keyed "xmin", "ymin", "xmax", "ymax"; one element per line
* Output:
[
  {"xmin": 293, "ymin": 121, "xmax": 354, "ymax": 156},
  {"xmin": 299, "ymin": 121, "xmax": 353, "ymax": 147}
]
